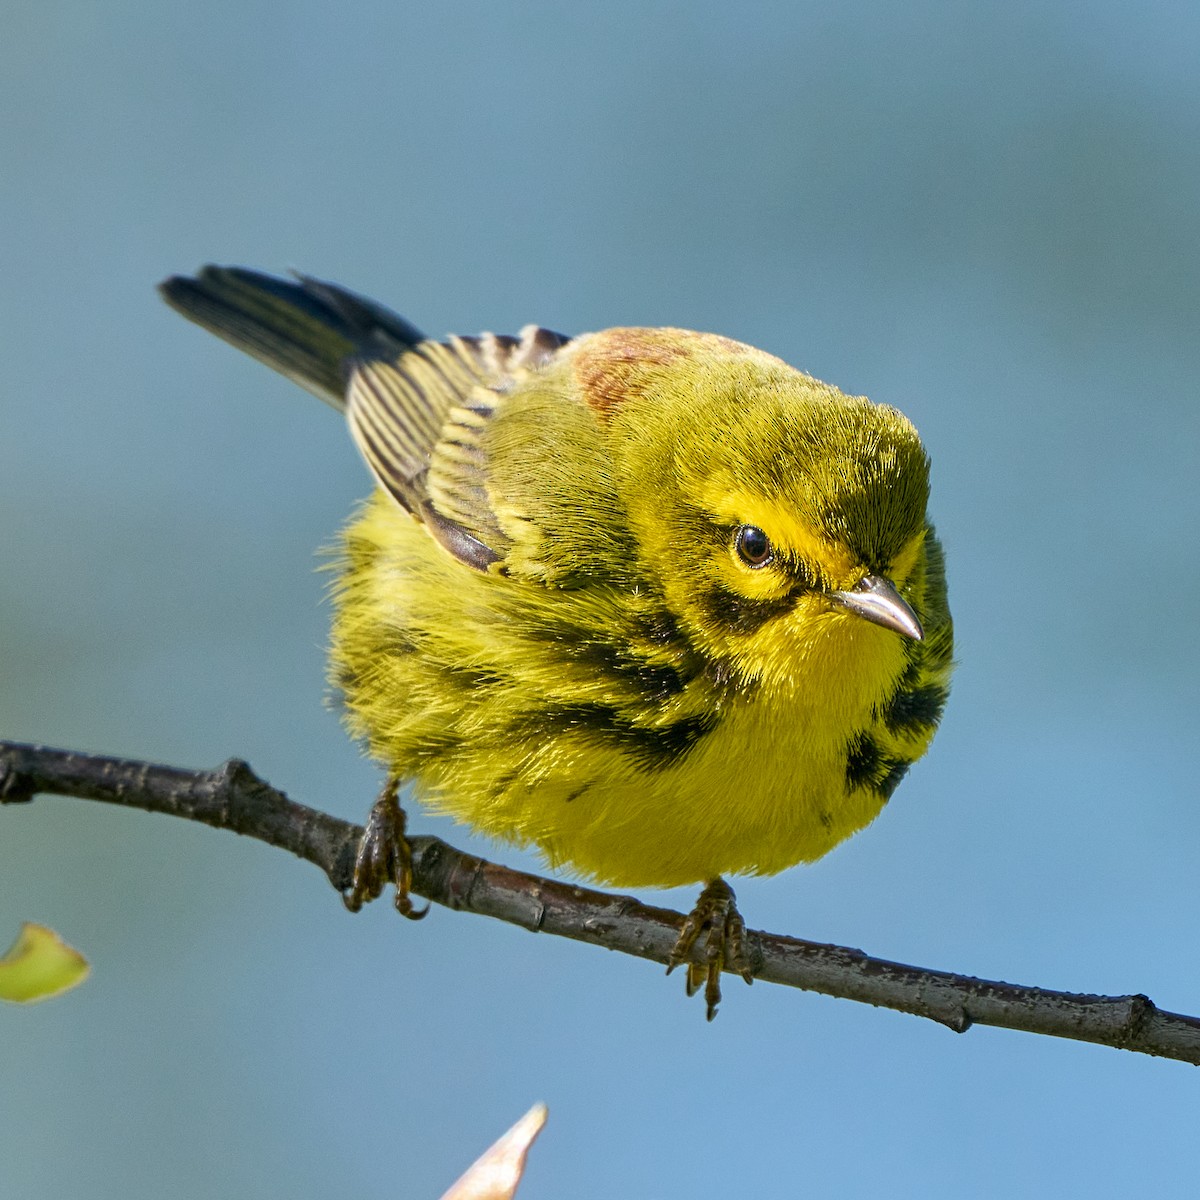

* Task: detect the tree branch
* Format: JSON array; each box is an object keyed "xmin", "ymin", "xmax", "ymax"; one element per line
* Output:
[{"xmin": 3, "ymin": 739, "xmax": 1198, "ymax": 1064}]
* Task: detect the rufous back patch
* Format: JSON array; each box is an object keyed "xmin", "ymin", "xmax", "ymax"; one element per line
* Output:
[{"xmin": 573, "ymin": 328, "xmax": 750, "ymax": 419}]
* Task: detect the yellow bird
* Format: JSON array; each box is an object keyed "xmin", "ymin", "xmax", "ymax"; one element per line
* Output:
[{"xmin": 161, "ymin": 267, "xmax": 953, "ymax": 1017}]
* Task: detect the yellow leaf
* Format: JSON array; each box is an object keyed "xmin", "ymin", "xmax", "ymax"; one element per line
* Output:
[
  {"xmin": 0, "ymin": 923, "xmax": 89, "ymax": 1003},
  {"xmin": 439, "ymin": 1104, "xmax": 548, "ymax": 1200}
]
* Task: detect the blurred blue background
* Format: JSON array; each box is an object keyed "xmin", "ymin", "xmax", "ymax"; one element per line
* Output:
[{"xmin": 4, "ymin": 1, "xmax": 1200, "ymax": 1196}]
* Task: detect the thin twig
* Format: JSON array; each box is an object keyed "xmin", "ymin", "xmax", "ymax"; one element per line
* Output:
[{"xmin": 3, "ymin": 739, "xmax": 1197, "ymax": 1063}]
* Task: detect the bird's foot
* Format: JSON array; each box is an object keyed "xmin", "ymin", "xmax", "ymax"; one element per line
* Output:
[
  {"xmin": 342, "ymin": 779, "xmax": 429, "ymax": 920},
  {"xmin": 666, "ymin": 877, "xmax": 754, "ymax": 1020}
]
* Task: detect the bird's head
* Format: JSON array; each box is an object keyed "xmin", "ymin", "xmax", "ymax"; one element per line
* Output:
[{"xmin": 577, "ymin": 328, "xmax": 933, "ymax": 693}]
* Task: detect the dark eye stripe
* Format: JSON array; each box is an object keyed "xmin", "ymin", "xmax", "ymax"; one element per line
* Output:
[{"xmin": 696, "ymin": 585, "xmax": 794, "ymax": 635}]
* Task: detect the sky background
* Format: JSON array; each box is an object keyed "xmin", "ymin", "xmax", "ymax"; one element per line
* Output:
[{"xmin": 4, "ymin": 2, "xmax": 1200, "ymax": 1197}]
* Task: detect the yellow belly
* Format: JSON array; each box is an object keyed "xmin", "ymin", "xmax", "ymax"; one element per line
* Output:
[
  {"xmin": 398, "ymin": 611, "xmax": 911, "ymax": 889},
  {"xmin": 331, "ymin": 495, "xmax": 930, "ymax": 890}
]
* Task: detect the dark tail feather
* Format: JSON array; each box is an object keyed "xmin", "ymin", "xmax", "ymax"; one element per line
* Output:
[{"xmin": 159, "ymin": 266, "xmax": 426, "ymax": 409}]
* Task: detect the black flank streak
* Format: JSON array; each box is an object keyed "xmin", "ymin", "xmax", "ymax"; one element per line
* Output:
[
  {"xmin": 845, "ymin": 731, "xmax": 910, "ymax": 801},
  {"xmin": 521, "ymin": 608, "xmax": 707, "ymax": 702},
  {"xmin": 845, "ymin": 732, "xmax": 882, "ymax": 791},
  {"xmin": 626, "ymin": 711, "xmax": 717, "ymax": 769},
  {"xmin": 529, "ymin": 703, "xmax": 718, "ymax": 772},
  {"xmin": 569, "ymin": 639, "xmax": 691, "ymax": 703},
  {"xmin": 884, "ymin": 682, "xmax": 948, "ymax": 736}
]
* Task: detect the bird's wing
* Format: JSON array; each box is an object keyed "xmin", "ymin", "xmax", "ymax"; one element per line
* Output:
[{"xmin": 345, "ymin": 326, "xmax": 572, "ymax": 570}]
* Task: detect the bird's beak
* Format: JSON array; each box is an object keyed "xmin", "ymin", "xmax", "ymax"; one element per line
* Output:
[{"xmin": 830, "ymin": 574, "xmax": 924, "ymax": 641}]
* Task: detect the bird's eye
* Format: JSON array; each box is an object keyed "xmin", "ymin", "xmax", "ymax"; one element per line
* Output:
[{"xmin": 734, "ymin": 525, "xmax": 772, "ymax": 568}]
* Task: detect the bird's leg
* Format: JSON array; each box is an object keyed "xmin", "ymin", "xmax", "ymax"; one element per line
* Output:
[
  {"xmin": 666, "ymin": 877, "xmax": 754, "ymax": 1020},
  {"xmin": 342, "ymin": 778, "xmax": 429, "ymax": 920}
]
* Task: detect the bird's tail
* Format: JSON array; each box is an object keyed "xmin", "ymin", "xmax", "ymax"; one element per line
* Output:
[{"xmin": 159, "ymin": 266, "xmax": 426, "ymax": 409}]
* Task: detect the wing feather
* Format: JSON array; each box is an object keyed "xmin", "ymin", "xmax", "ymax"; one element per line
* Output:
[{"xmin": 345, "ymin": 325, "xmax": 571, "ymax": 570}]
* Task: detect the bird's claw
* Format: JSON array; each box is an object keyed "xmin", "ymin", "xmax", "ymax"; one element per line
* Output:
[
  {"xmin": 666, "ymin": 877, "xmax": 753, "ymax": 1020},
  {"xmin": 343, "ymin": 779, "xmax": 429, "ymax": 920}
]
